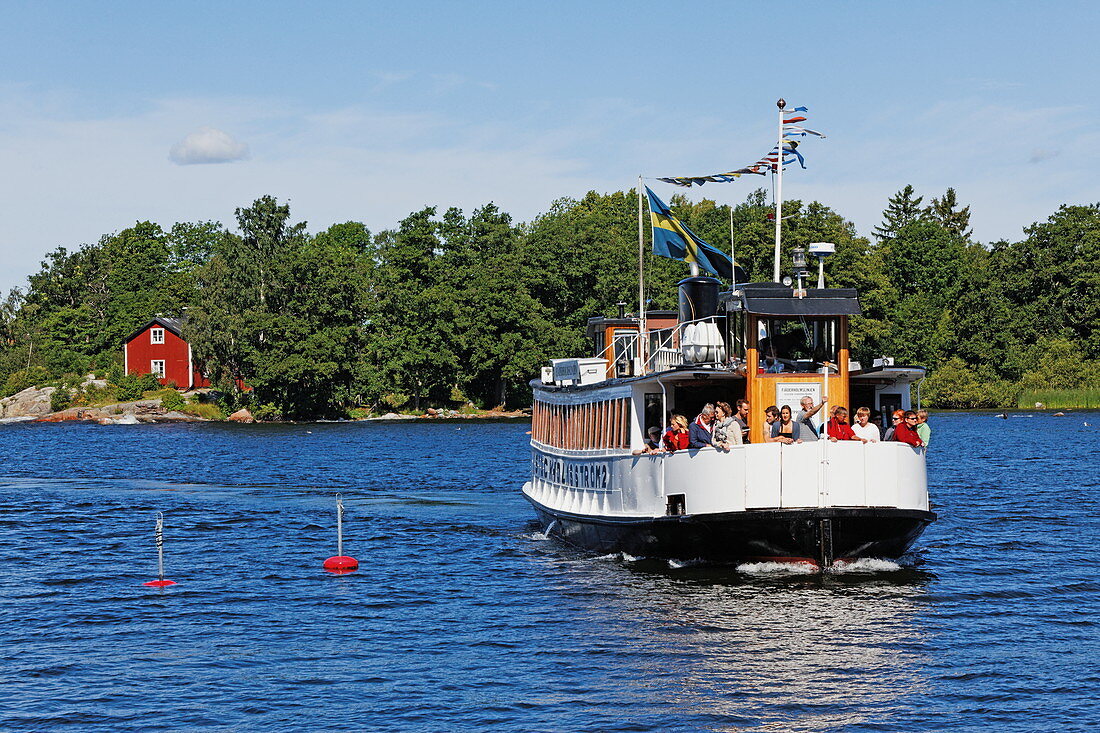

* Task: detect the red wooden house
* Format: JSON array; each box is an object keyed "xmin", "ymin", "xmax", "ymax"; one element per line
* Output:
[{"xmin": 123, "ymin": 316, "xmax": 211, "ymax": 390}]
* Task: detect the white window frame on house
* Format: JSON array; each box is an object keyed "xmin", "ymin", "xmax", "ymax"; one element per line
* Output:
[
  {"xmin": 151, "ymin": 360, "xmax": 166, "ymax": 379},
  {"xmin": 151, "ymin": 328, "xmax": 165, "ymax": 344}
]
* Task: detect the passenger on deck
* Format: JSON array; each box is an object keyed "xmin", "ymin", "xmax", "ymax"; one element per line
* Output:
[
  {"xmin": 762, "ymin": 405, "xmax": 784, "ymax": 443},
  {"xmin": 916, "ymin": 409, "xmax": 932, "ymax": 448},
  {"xmin": 764, "ymin": 357, "xmax": 784, "ymax": 373},
  {"xmin": 827, "ymin": 406, "xmax": 867, "ymax": 442},
  {"xmin": 796, "ymin": 395, "xmax": 827, "ymax": 441},
  {"xmin": 851, "ymin": 407, "xmax": 881, "ymax": 442},
  {"xmin": 894, "ymin": 410, "xmax": 925, "ymax": 447},
  {"xmin": 663, "ymin": 415, "xmax": 690, "ymax": 452},
  {"xmin": 688, "ymin": 404, "xmax": 716, "ymax": 448},
  {"xmin": 712, "ymin": 401, "xmax": 742, "ymax": 449},
  {"xmin": 884, "ymin": 409, "xmax": 904, "ymax": 441},
  {"xmin": 644, "ymin": 426, "xmax": 662, "ymax": 451},
  {"xmin": 632, "ymin": 426, "xmax": 664, "ymax": 455},
  {"xmin": 733, "ymin": 399, "xmax": 751, "ymax": 444},
  {"xmin": 771, "ymin": 405, "xmax": 802, "ymax": 444}
]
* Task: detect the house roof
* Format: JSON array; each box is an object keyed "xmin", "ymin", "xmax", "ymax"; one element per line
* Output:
[{"xmin": 123, "ymin": 315, "xmax": 188, "ymax": 344}]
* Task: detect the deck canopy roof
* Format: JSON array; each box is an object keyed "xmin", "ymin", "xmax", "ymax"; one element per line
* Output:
[{"xmin": 723, "ymin": 282, "xmax": 862, "ymax": 317}]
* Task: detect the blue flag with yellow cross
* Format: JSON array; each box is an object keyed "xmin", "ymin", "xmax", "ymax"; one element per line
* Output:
[{"xmin": 645, "ymin": 187, "xmax": 746, "ymax": 282}]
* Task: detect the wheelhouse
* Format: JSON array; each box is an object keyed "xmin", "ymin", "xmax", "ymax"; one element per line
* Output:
[{"xmin": 535, "ymin": 277, "xmax": 923, "ymax": 450}]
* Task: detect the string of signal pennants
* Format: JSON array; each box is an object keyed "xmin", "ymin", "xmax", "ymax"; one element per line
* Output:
[{"xmin": 655, "ymin": 106, "xmax": 826, "ymax": 188}]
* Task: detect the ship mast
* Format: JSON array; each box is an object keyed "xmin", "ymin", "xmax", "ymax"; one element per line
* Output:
[
  {"xmin": 637, "ymin": 176, "xmax": 646, "ymax": 371},
  {"xmin": 773, "ymin": 98, "xmax": 786, "ymax": 282}
]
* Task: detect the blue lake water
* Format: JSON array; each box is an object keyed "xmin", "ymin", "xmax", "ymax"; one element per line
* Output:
[{"xmin": 0, "ymin": 412, "xmax": 1097, "ymax": 732}]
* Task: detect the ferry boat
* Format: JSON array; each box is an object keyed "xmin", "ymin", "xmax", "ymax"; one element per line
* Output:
[{"xmin": 521, "ymin": 275, "xmax": 935, "ymax": 567}]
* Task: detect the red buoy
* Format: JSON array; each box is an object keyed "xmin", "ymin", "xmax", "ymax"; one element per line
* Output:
[
  {"xmin": 323, "ymin": 555, "xmax": 359, "ymax": 573},
  {"xmin": 143, "ymin": 579, "xmax": 178, "ymax": 587},
  {"xmin": 323, "ymin": 495, "xmax": 358, "ymax": 573}
]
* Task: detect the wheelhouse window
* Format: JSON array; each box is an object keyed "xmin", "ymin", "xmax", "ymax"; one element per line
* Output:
[
  {"xmin": 151, "ymin": 360, "xmax": 166, "ymax": 379},
  {"xmin": 647, "ymin": 328, "xmax": 674, "ymax": 357},
  {"xmin": 611, "ymin": 329, "xmax": 637, "ymax": 369},
  {"xmin": 758, "ymin": 317, "xmax": 839, "ymax": 373},
  {"xmin": 151, "ymin": 328, "xmax": 165, "ymax": 344}
]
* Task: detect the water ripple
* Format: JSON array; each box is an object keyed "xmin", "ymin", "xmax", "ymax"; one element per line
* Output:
[{"xmin": 0, "ymin": 415, "xmax": 1097, "ymax": 731}]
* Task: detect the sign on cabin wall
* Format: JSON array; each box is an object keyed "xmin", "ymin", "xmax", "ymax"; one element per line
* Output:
[{"xmin": 775, "ymin": 382, "xmax": 823, "ymax": 428}]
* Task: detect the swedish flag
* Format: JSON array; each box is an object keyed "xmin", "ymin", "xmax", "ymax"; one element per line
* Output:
[{"xmin": 645, "ymin": 187, "xmax": 746, "ymax": 282}]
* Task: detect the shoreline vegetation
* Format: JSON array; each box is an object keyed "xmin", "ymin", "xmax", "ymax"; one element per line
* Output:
[
  {"xmin": 0, "ymin": 384, "xmax": 529, "ymax": 424},
  {"xmin": 2, "ymin": 187, "xmax": 1098, "ymax": 420}
]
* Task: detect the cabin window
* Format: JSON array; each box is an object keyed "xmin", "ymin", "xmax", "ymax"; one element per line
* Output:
[
  {"xmin": 647, "ymin": 328, "xmax": 674, "ymax": 356},
  {"xmin": 533, "ymin": 398, "xmax": 631, "ymax": 451},
  {"xmin": 151, "ymin": 328, "xmax": 165, "ymax": 344},
  {"xmin": 758, "ymin": 317, "xmax": 839, "ymax": 373},
  {"xmin": 151, "ymin": 360, "xmax": 166, "ymax": 379},
  {"xmin": 644, "ymin": 394, "xmax": 663, "ymax": 436},
  {"xmin": 593, "ymin": 332, "xmax": 605, "ymax": 360},
  {"xmin": 726, "ymin": 311, "xmax": 746, "ymax": 360},
  {"xmin": 611, "ymin": 329, "xmax": 637, "ymax": 374}
]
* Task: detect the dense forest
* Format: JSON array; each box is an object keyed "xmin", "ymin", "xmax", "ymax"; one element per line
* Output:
[{"xmin": 2, "ymin": 185, "xmax": 1098, "ymax": 418}]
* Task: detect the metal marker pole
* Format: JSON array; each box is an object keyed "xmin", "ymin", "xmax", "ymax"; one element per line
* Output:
[
  {"xmin": 155, "ymin": 512, "xmax": 165, "ymax": 581},
  {"xmin": 336, "ymin": 494, "xmax": 343, "ymax": 558}
]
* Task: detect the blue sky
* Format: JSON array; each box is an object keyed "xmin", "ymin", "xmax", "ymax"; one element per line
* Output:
[{"xmin": 2, "ymin": 1, "xmax": 1098, "ymax": 292}]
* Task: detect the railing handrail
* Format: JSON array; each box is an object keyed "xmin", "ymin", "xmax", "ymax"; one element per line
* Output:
[{"xmin": 590, "ymin": 314, "xmax": 729, "ymax": 376}]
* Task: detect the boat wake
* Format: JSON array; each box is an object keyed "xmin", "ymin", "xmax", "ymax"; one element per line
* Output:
[
  {"xmin": 736, "ymin": 561, "xmax": 818, "ymax": 575},
  {"xmin": 828, "ymin": 557, "xmax": 902, "ymax": 573},
  {"xmin": 736, "ymin": 558, "xmax": 904, "ymax": 575}
]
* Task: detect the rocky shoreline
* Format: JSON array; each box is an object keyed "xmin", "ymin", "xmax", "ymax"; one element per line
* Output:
[
  {"xmin": 0, "ymin": 386, "xmax": 529, "ymax": 424},
  {"xmin": 0, "ymin": 386, "xmax": 208, "ymax": 424}
]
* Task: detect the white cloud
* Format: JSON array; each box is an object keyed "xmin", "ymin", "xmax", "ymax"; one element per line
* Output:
[
  {"xmin": 169, "ymin": 126, "xmax": 249, "ymax": 165},
  {"xmin": 1029, "ymin": 148, "xmax": 1060, "ymax": 164}
]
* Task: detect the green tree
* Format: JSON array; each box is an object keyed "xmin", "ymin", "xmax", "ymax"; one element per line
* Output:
[
  {"xmin": 925, "ymin": 187, "xmax": 973, "ymax": 240},
  {"xmin": 434, "ymin": 203, "xmax": 555, "ymax": 406},
  {"xmin": 873, "ymin": 185, "xmax": 924, "ymax": 242},
  {"xmin": 189, "ymin": 199, "xmax": 372, "ymax": 418},
  {"xmin": 364, "ymin": 207, "xmax": 458, "ymax": 410},
  {"xmin": 990, "ymin": 203, "xmax": 1100, "ymax": 357}
]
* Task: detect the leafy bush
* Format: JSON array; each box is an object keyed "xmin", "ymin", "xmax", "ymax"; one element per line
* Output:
[
  {"xmin": 252, "ymin": 403, "xmax": 283, "ymax": 422},
  {"xmin": 382, "ymin": 392, "xmax": 409, "ymax": 410},
  {"xmin": 113, "ymin": 372, "xmax": 158, "ymax": 401},
  {"xmin": 922, "ymin": 358, "xmax": 1017, "ymax": 409},
  {"xmin": 3, "ymin": 366, "xmax": 51, "ymax": 397},
  {"xmin": 79, "ymin": 383, "xmax": 117, "ymax": 406},
  {"xmin": 449, "ymin": 386, "xmax": 468, "ymax": 404},
  {"xmin": 50, "ymin": 387, "xmax": 73, "ymax": 412},
  {"xmin": 106, "ymin": 363, "xmax": 125, "ymax": 384},
  {"xmin": 92, "ymin": 352, "xmax": 121, "ymax": 376},
  {"xmin": 153, "ymin": 389, "xmax": 186, "ymax": 411},
  {"xmin": 44, "ymin": 349, "xmax": 89, "ymax": 377}
]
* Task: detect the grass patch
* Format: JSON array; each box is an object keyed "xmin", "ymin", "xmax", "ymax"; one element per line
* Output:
[
  {"xmin": 180, "ymin": 402, "xmax": 225, "ymax": 420},
  {"xmin": 1018, "ymin": 387, "xmax": 1100, "ymax": 409}
]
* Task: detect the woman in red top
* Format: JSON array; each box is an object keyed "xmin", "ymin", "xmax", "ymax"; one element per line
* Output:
[
  {"xmin": 893, "ymin": 410, "xmax": 925, "ymax": 447},
  {"xmin": 663, "ymin": 414, "xmax": 691, "ymax": 452},
  {"xmin": 827, "ymin": 406, "xmax": 866, "ymax": 442}
]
